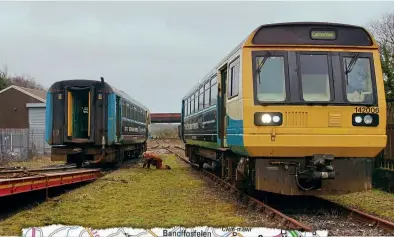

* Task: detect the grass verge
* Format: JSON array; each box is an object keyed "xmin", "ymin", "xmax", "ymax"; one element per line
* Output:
[
  {"xmin": 322, "ymin": 189, "xmax": 394, "ymax": 222},
  {"xmin": 0, "ymin": 154, "xmax": 262, "ymax": 235}
]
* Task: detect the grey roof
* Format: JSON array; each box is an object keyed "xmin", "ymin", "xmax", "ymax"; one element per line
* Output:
[{"xmin": 111, "ymin": 86, "xmax": 150, "ymax": 112}]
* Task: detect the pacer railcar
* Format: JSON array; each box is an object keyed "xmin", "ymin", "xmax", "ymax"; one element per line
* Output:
[
  {"xmin": 180, "ymin": 22, "xmax": 387, "ymax": 195},
  {"xmin": 46, "ymin": 78, "xmax": 150, "ymax": 167}
]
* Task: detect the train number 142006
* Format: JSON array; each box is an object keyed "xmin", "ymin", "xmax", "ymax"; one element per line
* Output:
[{"xmin": 355, "ymin": 107, "xmax": 379, "ymax": 114}]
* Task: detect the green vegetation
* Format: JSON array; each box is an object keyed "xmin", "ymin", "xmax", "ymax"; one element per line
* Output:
[
  {"xmin": 322, "ymin": 189, "xmax": 394, "ymax": 222},
  {"xmin": 0, "ymin": 154, "xmax": 262, "ymax": 236}
]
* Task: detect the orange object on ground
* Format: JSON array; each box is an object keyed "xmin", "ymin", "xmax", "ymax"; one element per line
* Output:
[{"xmin": 142, "ymin": 152, "xmax": 171, "ymax": 170}]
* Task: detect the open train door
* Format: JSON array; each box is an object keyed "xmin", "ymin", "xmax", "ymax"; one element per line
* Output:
[
  {"xmin": 180, "ymin": 100, "xmax": 185, "ymax": 142},
  {"xmin": 64, "ymin": 86, "xmax": 95, "ymax": 143},
  {"xmin": 218, "ymin": 64, "xmax": 228, "ymax": 148}
]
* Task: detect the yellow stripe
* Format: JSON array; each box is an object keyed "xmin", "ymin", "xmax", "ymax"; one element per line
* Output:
[
  {"xmin": 67, "ymin": 91, "xmax": 73, "ymax": 136},
  {"xmin": 14, "ymin": 181, "xmax": 34, "ymax": 187},
  {"xmin": 88, "ymin": 91, "xmax": 91, "ymax": 137},
  {"xmin": 0, "ymin": 184, "xmax": 12, "ymax": 189}
]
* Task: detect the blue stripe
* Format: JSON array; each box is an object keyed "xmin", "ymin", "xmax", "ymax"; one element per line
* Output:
[
  {"xmin": 107, "ymin": 93, "xmax": 116, "ymax": 144},
  {"xmin": 45, "ymin": 92, "xmax": 53, "ymax": 144}
]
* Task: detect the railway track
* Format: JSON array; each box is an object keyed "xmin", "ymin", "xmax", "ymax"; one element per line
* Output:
[
  {"xmin": 157, "ymin": 141, "xmax": 311, "ymax": 231},
  {"xmin": 0, "ymin": 140, "xmax": 161, "ymax": 201},
  {"xmin": 157, "ymin": 140, "xmax": 394, "ymax": 235}
]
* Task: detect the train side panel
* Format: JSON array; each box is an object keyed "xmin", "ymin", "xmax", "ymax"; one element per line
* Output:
[
  {"xmin": 45, "ymin": 91, "xmax": 53, "ymax": 145},
  {"xmin": 183, "ymin": 76, "xmax": 220, "ymax": 150},
  {"xmin": 107, "ymin": 93, "xmax": 116, "ymax": 145}
]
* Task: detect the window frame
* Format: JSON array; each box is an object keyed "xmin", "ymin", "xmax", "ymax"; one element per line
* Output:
[
  {"xmin": 228, "ymin": 57, "xmax": 240, "ymax": 99},
  {"xmin": 252, "ymin": 51, "xmax": 290, "ymax": 105},
  {"xmin": 210, "ymin": 75, "xmax": 218, "ymax": 106},
  {"xmin": 296, "ymin": 51, "xmax": 335, "ymax": 103},
  {"xmin": 339, "ymin": 52, "xmax": 378, "ymax": 106}
]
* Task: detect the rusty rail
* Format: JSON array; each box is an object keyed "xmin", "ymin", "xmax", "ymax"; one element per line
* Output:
[
  {"xmin": 162, "ymin": 143, "xmax": 312, "ymax": 232},
  {"xmin": 168, "ymin": 141, "xmax": 394, "ymax": 233},
  {"xmin": 0, "ymin": 165, "xmax": 77, "ymax": 174},
  {"xmin": 319, "ymin": 197, "xmax": 394, "ymax": 233}
]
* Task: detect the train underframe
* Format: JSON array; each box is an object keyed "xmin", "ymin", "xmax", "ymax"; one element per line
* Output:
[
  {"xmin": 51, "ymin": 142, "xmax": 147, "ymax": 168},
  {"xmin": 185, "ymin": 144, "xmax": 374, "ymax": 196}
]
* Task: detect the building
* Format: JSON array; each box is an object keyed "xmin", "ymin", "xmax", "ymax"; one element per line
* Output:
[{"xmin": 0, "ymin": 85, "xmax": 48, "ymax": 158}]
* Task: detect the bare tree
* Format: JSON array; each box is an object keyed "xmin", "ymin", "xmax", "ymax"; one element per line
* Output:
[
  {"xmin": 0, "ymin": 65, "xmax": 45, "ymax": 91},
  {"xmin": 8, "ymin": 75, "xmax": 45, "ymax": 90},
  {"xmin": 368, "ymin": 12, "xmax": 394, "ymax": 98},
  {"xmin": 0, "ymin": 66, "xmax": 9, "ymax": 90}
]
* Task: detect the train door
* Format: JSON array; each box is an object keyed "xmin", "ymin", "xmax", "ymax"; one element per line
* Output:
[
  {"xmin": 218, "ymin": 65, "xmax": 228, "ymax": 147},
  {"xmin": 181, "ymin": 100, "xmax": 185, "ymax": 141},
  {"xmin": 66, "ymin": 87, "xmax": 93, "ymax": 142},
  {"xmin": 115, "ymin": 96, "xmax": 121, "ymax": 143}
]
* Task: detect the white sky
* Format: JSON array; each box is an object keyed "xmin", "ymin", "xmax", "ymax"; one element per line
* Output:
[{"xmin": 0, "ymin": 1, "xmax": 393, "ymax": 112}]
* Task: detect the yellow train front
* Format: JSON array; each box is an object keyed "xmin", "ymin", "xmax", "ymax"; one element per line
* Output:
[{"xmin": 181, "ymin": 22, "xmax": 387, "ymax": 196}]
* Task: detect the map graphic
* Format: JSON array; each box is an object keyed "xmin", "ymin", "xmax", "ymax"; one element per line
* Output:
[{"xmin": 22, "ymin": 226, "xmax": 329, "ymax": 237}]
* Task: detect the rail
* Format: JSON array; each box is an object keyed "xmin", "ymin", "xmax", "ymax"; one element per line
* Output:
[
  {"xmin": 167, "ymin": 142, "xmax": 394, "ymax": 233},
  {"xmin": 0, "ymin": 168, "xmax": 102, "ymax": 198},
  {"xmin": 161, "ymin": 143, "xmax": 312, "ymax": 231}
]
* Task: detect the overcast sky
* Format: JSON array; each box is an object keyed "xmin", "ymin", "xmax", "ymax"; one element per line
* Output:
[{"xmin": 0, "ymin": 1, "xmax": 393, "ymax": 112}]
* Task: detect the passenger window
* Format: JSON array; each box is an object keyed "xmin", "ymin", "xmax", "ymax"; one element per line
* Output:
[
  {"xmin": 344, "ymin": 57, "xmax": 373, "ymax": 103},
  {"xmin": 191, "ymin": 98, "xmax": 194, "ymax": 114},
  {"xmin": 185, "ymin": 100, "xmax": 188, "ymax": 116},
  {"xmin": 211, "ymin": 77, "xmax": 217, "ymax": 105},
  {"xmin": 199, "ymin": 87, "xmax": 204, "ymax": 111},
  {"xmin": 256, "ymin": 56, "xmax": 286, "ymax": 102},
  {"xmin": 300, "ymin": 54, "xmax": 331, "ymax": 102},
  {"xmin": 194, "ymin": 92, "xmax": 198, "ymax": 113},
  {"xmin": 229, "ymin": 60, "xmax": 240, "ymax": 98},
  {"xmin": 188, "ymin": 98, "xmax": 192, "ymax": 115},
  {"xmin": 204, "ymin": 82, "xmax": 210, "ymax": 108}
]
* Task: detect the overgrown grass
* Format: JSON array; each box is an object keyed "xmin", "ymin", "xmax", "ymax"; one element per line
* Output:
[
  {"xmin": 0, "ymin": 154, "xmax": 254, "ymax": 235},
  {"xmin": 3, "ymin": 156, "xmax": 64, "ymax": 169},
  {"xmin": 322, "ymin": 189, "xmax": 394, "ymax": 222}
]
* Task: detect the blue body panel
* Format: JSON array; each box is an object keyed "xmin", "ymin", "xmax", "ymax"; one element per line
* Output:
[
  {"xmin": 45, "ymin": 92, "xmax": 53, "ymax": 144},
  {"xmin": 226, "ymin": 116, "xmax": 244, "ymax": 147},
  {"xmin": 216, "ymin": 94, "xmax": 221, "ymax": 146},
  {"xmin": 107, "ymin": 93, "xmax": 116, "ymax": 145}
]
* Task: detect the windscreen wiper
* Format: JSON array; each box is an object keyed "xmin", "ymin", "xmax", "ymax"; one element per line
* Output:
[
  {"xmin": 256, "ymin": 51, "xmax": 272, "ymax": 84},
  {"xmin": 344, "ymin": 53, "xmax": 360, "ymax": 85},
  {"xmin": 345, "ymin": 52, "xmax": 360, "ymax": 73}
]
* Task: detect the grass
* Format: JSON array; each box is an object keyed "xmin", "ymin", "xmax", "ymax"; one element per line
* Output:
[
  {"xmin": 0, "ymin": 154, "xmax": 258, "ymax": 236},
  {"xmin": 322, "ymin": 189, "xmax": 394, "ymax": 222},
  {"xmin": 2, "ymin": 156, "xmax": 65, "ymax": 169}
]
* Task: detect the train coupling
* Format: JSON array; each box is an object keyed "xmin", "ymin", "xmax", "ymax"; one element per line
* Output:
[{"xmin": 72, "ymin": 148, "xmax": 84, "ymax": 154}]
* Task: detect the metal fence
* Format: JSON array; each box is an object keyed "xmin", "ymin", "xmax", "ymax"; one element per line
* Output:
[
  {"xmin": 378, "ymin": 101, "xmax": 394, "ymax": 170},
  {"xmin": 0, "ymin": 128, "xmax": 50, "ymax": 161}
]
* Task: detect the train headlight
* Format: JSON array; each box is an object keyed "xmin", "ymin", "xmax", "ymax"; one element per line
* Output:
[
  {"xmin": 354, "ymin": 116, "xmax": 362, "ymax": 124},
  {"xmin": 254, "ymin": 112, "xmax": 283, "ymax": 126},
  {"xmin": 364, "ymin": 115, "xmax": 373, "ymax": 124},
  {"xmin": 261, "ymin": 114, "xmax": 272, "ymax": 123},
  {"xmin": 352, "ymin": 113, "xmax": 379, "ymax": 127},
  {"xmin": 272, "ymin": 115, "xmax": 281, "ymax": 123}
]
